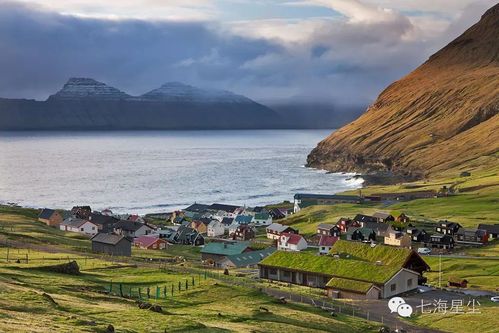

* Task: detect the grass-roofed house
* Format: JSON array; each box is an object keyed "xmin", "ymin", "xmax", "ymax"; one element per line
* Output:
[{"xmin": 258, "ymin": 240, "xmax": 429, "ymax": 299}]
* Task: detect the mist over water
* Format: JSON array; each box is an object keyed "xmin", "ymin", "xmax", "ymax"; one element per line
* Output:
[{"xmin": 0, "ymin": 130, "xmax": 363, "ymax": 214}]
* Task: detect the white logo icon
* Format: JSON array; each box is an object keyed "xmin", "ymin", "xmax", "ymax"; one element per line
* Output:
[{"xmin": 388, "ymin": 297, "xmax": 413, "ymax": 318}]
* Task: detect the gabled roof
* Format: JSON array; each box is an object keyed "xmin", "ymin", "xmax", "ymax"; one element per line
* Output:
[
  {"xmin": 457, "ymin": 228, "xmax": 487, "ymax": 236},
  {"xmin": 362, "ymin": 222, "xmax": 389, "ymax": 232},
  {"xmin": 39, "ymin": 208, "xmax": 56, "ymax": 219},
  {"xmin": 61, "ymin": 217, "xmax": 93, "ymax": 228},
  {"xmin": 261, "ymin": 240, "xmax": 429, "ymax": 285},
  {"xmin": 221, "ymin": 217, "xmax": 234, "ymax": 226},
  {"xmin": 209, "ymin": 203, "xmax": 241, "ymax": 213},
  {"xmin": 89, "ymin": 213, "xmax": 119, "ymax": 226},
  {"xmin": 234, "ymin": 215, "xmax": 253, "ymax": 224},
  {"xmin": 266, "ymin": 223, "xmax": 291, "ymax": 233},
  {"xmin": 223, "ymin": 247, "xmax": 276, "ymax": 267},
  {"xmin": 254, "ymin": 212, "xmax": 270, "ymax": 220},
  {"xmin": 326, "ymin": 277, "xmax": 376, "ymax": 293},
  {"xmin": 133, "ymin": 235, "xmax": 165, "ymax": 248},
  {"xmin": 208, "ymin": 220, "xmax": 222, "ymax": 228},
  {"xmin": 281, "ymin": 233, "xmax": 305, "ymax": 245},
  {"xmin": 477, "ymin": 224, "xmax": 499, "ymax": 234},
  {"xmin": 318, "ymin": 235, "xmax": 339, "ymax": 247},
  {"xmin": 91, "ymin": 233, "xmax": 130, "ymax": 245},
  {"xmin": 372, "ymin": 212, "xmax": 392, "ymax": 219},
  {"xmin": 114, "ymin": 220, "xmax": 153, "ymax": 232},
  {"xmin": 201, "ymin": 241, "xmax": 249, "ymax": 256}
]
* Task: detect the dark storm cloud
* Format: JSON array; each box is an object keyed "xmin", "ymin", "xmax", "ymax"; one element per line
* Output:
[{"xmin": 0, "ymin": 2, "xmax": 279, "ymax": 99}]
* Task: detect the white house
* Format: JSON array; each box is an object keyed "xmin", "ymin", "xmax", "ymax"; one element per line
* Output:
[
  {"xmin": 228, "ymin": 222, "xmax": 239, "ymax": 237},
  {"xmin": 277, "ymin": 233, "xmax": 307, "ymax": 251},
  {"xmin": 266, "ymin": 223, "xmax": 298, "ymax": 240},
  {"xmin": 60, "ymin": 218, "xmax": 98, "ymax": 236},
  {"xmin": 207, "ymin": 220, "xmax": 225, "ymax": 237},
  {"xmin": 318, "ymin": 235, "xmax": 339, "ymax": 255},
  {"xmin": 253, "ymin": 212, "xmax": 272, "ymax": 226}
]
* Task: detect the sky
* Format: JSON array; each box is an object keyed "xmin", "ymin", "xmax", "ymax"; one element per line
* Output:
[{"xmin": 0, "ymin": 0, "xmax": 495, "ymax": 105}]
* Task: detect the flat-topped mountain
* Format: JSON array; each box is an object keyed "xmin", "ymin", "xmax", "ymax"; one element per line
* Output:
[
  {"xmin": 307, "ymin": 3, "xmax": 499, "ymax": 179},
  {"xmin": 48, "ymin": 78, "xmax": 131, "ymax": 101},
  {"xmin": 0, "ymin": 79, "xmax": 281, "ymax": 130}
]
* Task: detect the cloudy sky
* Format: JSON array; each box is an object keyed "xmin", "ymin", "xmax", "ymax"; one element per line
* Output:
[{"xmin": 0, "ymin": 0, "xmax": 495, "ymax": 105}]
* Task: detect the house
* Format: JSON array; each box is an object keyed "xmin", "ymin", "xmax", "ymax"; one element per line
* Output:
[
  {"xmin": 201, "ymin": 241, "xmax": 250, "ymax": 263},
  {"xmin": 259, "ymin": 240, "xmax": 430, "ymax": 299},
  {"xmin": 127, "ymin": 214, "xmax": 145, "ymax": 223},
  {"xmin": 394, "ymin": 213, "xmax": 410, "ymax": 223},
  {"xmin": 372, "ymin": 212, "xmax": 395, "ymax": 223},
  {"xmin": 253, "ymin": 212, "xmax": 272, "ymax": 226},
  {"xmin": 318, "ymin": 235, "xmax": 339, "ymax": 255},
  {"xmin": 133, "ymin": 235, "xmax": 168, "ymax": 250},
  {"xmin": 209, "ymin": 203, "xmax": 241, "ymax": 218},
  {"xmin": 294, "ymin": 193, "xmax": 362, "ymax": 213},
  {"xmin": 477, "ymin": 224, "xmax": 499, "ymax": 240},
  {"xmin": 435, "ymin": 221, "xmax": 461, "ymax": 235},
  {"xmin": 91, "ymin": 233, "xmax": 132, "ymax": 257},
  {"xmin": 88, "ymin": 213, "xmax": 120, "ymax": 232},
  {"xmin": 234, "ymin": 215, "xmax": 254, "ymax": 225},
  {"xmin": 384, "ymin": 230, "xmax": 412, "ymax": 248},
  {"xmin": 455, "ymin": 228, "xmax": 488, "ymax": 245},
  {"xmin": 406, "ymin": 228, "xmax": 429, "ymax": 243},
  {"xmin": 353, "ymin": 214, "xmax": 378, "ymax": 224},
  {"xmin": 221, "ymin": 217, "xmax": 234, "ymax": 229},
  {"xmin": 370, "ymin": 191, "xmax": 436, "ymax": 201},
  {"xmin": 277, "ymin": 233, "xmax": 307, "ymax": 251},
  {"xmin": 360, "ymin": 222, "xmax": 389, "ymax": 237},
  {"xmin": 190, "ymin": 220, "xmax": 208, "ymax": 234},
  {"xmin": 60, "ymin": 218, "xmax": 98, "ymax": 236},
  {"xmin": 425, "ymin": 234, "xmax": 454, "ymax": 249},
  {"xmin": 336, "ymin": 218, "xmax": 359, "ymax": 233},
  {"xmin": 38, "ymin": 208, "xmax": 63, "ymax": 227},
  {"xmin": 207, "ymin": 220, "xmax": 225, "ymax": 237},
  {"xmin": 183, "ymin": 203, "xmax": 211, "ymax": 218},
  {"xmin": 317, "ymin": 224, "xmax": 340, "ymax": 237},
  {"xmin": 113, "ymin": 220, "xmax": 155, "ymax": 238},
  {"xmin": 168, "ymin": 225, "xmax": 205, "ymax": 246},
  {"xmin": 268, "ymin": 208, "xmax": 288, "ymax": 220},
  {"xmin": 346, "ymin": 227, "xmax": 376, "ymax": 242},
  {"xmin": 218, "ymin": 247, "xmax": 276, "ymax": 269},
  {"xmin": 266, "ymin": 223, "xmax": 298, "ymax": 240},
  {"xmin": 71, "ymin": 206, "xmax": 92, "ymax": 219},
  {"xmin": 233, "ymin": 225, "xmax": 256, "ymax": 241}
]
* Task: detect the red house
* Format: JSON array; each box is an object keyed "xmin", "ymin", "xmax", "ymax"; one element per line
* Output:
[{"xmin": 133, "ymin": 236, "xmax": 168, "ymax": 250}]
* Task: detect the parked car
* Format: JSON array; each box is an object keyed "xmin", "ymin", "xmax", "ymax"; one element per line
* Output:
[
  {"xmin": 491, "ymin": 296, "xmax": 499, "ymax": 303},
  {"xmin": 417, "ymin": 247, "xmax": 432, "ymax": 255}
]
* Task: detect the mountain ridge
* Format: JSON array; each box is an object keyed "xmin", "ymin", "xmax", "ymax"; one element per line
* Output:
[{"xmin": 307, "ymin": 3, "xmax": 499, "ymax": 179}]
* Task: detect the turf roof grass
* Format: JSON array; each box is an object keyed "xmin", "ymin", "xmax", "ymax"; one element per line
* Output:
[
  {"xmin": 330, "ymin": 240, "xmax": 412, "ymax": 267},
  {"xmin": 325, "ymin": 277, "xmax": 375, "ymax": 293}
]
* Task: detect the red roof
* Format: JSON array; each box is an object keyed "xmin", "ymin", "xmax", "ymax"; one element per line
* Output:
[
  {"xmin": 128, "ymin": 215, "xmax": 141, "ymax": 222},
  {"xmin": 133, "ymin": 235, "xmax": 165, "ymax": 248},
  {"xmin": 318, "ymin": 235, "xmax": 339, "ymax": 247},
  {"xmin": 281, "ymin": 232, "xmax": 304, "ymax": 245}
]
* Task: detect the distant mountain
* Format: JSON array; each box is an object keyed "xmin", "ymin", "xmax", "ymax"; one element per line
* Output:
[
  {"xmin": 0, "ymin": 78, "xmax": 282, "ymax": 130},
  {"xmin": 307, "ymin": 3, "xmax": 499, "ymax": 179},
  {"xmin": 47, "ymin": 78, "xmax": 131, "ymax": 101},
  {"xmin": 140, "ymin": 82, "xmax": 253, "ymax": 104}
]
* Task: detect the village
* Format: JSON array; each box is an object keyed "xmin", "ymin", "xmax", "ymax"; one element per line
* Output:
[{"xmin": 36, "ymin": 192, "xmax": 499, "ymax": 302}]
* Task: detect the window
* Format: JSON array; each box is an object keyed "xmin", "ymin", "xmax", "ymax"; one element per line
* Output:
[
  {"xmin": 269, "ymin": 268, "xmax": 277, "ymax": 275},
  {"xmin": 80, "ymin": 228, "xmax": 84, "ymax": 231},
  {"xmin": 407, "ymin": 279, "xmax": 413, "ymax": 288},
  {"xmin": 283, "ymin": 271, "xmax": 291, "ymax": 278},
  {"xmin": 390, "ymin": 284, "xmax": 396, "ymax": 292}
]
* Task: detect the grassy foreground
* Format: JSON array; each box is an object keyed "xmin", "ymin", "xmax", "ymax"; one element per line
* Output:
[{"xmin": 0, "ymin": 206, "xmax": 380, "ymax": 333}]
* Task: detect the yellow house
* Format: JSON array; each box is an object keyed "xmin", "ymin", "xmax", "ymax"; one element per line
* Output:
[{"xmin": 384, "ymin": 231, "xmax": 412, "ymax": 248}]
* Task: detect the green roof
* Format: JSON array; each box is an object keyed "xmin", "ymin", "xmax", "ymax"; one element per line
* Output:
[
  {"xmin": 330, "ymin": 240, "xmax": 412, "ymax": 267},
  {"xmin": 254, "ymin": 212, "xmax": 270, "ymax": 220},
  {"xmin": 201, "ymin": 241, "xmax": 249, "ymax": 256},
  {"xmin": 326, "ymin": 277, "xmax": 375, "ymax": 293},
  {"xmin": 345, "ymin": 227, "xmax": 374, "ymax": 237},
  {"xmin": 259, "ymin": 251, "xmax": 400, "ymax": 284},
  {"xmin": 224, "ymin": 247, "xmax": 276, "ymax": 267}
]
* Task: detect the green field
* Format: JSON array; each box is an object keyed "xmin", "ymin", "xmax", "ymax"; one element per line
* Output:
[{"xmin": 0, "ymin": 206, "xmax": 381, "ymax": 333}]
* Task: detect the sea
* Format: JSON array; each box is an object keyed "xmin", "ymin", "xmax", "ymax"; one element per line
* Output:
[{"xmin": 0, "ymin": 130, "xmax": 363, "ymax": 214}]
